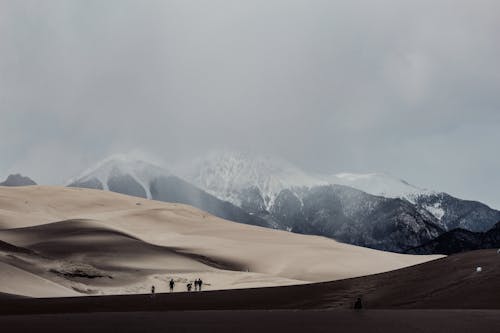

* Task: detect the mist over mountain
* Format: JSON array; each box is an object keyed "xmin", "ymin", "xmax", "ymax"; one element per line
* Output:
[{"xmin": 185, "ymin": 151, "xmax": 500, "ymax": 232}]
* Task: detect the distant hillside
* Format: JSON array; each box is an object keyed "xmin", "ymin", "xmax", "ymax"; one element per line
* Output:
[
  {"xmin": 0, "ymin": 174, "xmax": 37, "ymax": 186},
  {"xmin": 408, "ymin": 221, "xmax": 500, "ymax": 255}
]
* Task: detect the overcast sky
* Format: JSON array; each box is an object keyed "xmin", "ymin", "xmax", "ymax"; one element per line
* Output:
[{"xmin": 1, "ymin": 0, "xmax": 499, "ymax": 208}]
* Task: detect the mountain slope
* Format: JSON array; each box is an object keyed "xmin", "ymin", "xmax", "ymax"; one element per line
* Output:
[
  {"xmin": 413, "ymin": 192, "xmax": 500, "ymax": 232},
  {"xmin": 66, "ymin": 155, "xmax": 168, "ymax": 199},
  {"xmin": 408, "ymin": 221, "xmax": 500, "ymax": 255},
  {"xmin": 268, "ymin": 185, "xmax": 443, "ymax": 252},
  {"xmin": 184, "ymin": 151, "xmax": 325, "ymax": 210}
]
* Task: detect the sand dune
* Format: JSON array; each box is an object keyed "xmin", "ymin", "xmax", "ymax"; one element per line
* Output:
[
  {"xmin": 0, "ymin": 186, "xmax": 441, "ymax": 297},
  {"xmin": 0, "ymin": 262, "xmax": 79, "ymax": 298},
  {"xmin": 2, "ymin": 249, "xmax": 498, "ymax": 313}
]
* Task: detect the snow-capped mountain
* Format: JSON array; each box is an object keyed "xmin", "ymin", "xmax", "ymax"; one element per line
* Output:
[
  {"xmin": 66, "ymin": 152, "xmax": 500, "ymax": 253},
  {"xmin": 184, "ymin": 150, "xmax": 500, "ymax": 245},
  {"xmin": 183, "ymin": 151, "xmax": 326, "ymax": 210},
  {"xmin": 67, "ymin": 154, "xmax": 169, "ymax": 199},
  {"xmin": 325, "ymin": 172, "xmax": 433, "ymax": 201},
  {"xmin": 184, "ymin": 151, "xmax": 432, "ymax": 203}
]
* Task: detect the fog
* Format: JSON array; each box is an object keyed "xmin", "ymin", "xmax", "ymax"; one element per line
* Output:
[{"xmin": 1, "ymin": 0, "xmax": 499, "ymax": 208}]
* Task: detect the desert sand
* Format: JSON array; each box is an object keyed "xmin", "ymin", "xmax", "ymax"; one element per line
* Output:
[
  {"xmin": 3, "ymin": 310, "xmax": 500, "ymax": 333},
  {"xmin": 0, "ymin": 186, "xmax": 440, "ymax": 297},
  {"xmin": 1, "ymin": 250, "xmax": 500, "ymax": 332}
]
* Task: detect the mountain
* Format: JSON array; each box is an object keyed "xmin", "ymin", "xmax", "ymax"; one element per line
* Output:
[
  {"xmin": 408, "ymin": 221, "xmax": 500, "ymax": 255},
  {"xmin": 184, "ymin": 150, "xmax": 500, "ymax": 251},
  {"xmin": 184, "ymin": 151, "xmax": 326, "ymax": 211},
  {"xmin": 67, "ymin": 155, "xmax": 270, "ymax": 228},
  {"xmin": 0, "ymin": 174, "xmax": 37, "ymax": 186},
  {"xmin": 66, "ymin": 155, "xmax": 169, "ymax": 199},
  {"xmin": 67, "ymin": 152, "xmax": 500, "ymax": 253},
  {"xmin": 412, "ymin": 192, "xmax": 500, "ymax": 232},
  {"xmin": 325, "ymin": 172, "xmax": 433, "ymax": 200},
  {"xmin": 268, "ymin": 184, "xmax": 443, "ymax": 252},
  {"xmin": 184, "ymin": 151, "xmax": 434, "ymax": 204}
]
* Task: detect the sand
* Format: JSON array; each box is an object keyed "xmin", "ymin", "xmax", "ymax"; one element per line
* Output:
[
  {"xmin": 2, "ymin": 249, "xmax": 500, "ymax": 313},
  {"xmin": 0, "ymin": 186, "xmax": 440, "ymax": 297},
  {"xmin": 2, "ymin": 310, "xmax": 500, "ymax": 333}
]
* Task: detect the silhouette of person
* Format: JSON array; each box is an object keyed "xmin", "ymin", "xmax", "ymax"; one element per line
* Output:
[
  {"xmin": 187, "ymin": 283, "xmax": 192, "ymax": 292},
  {"xmin": 151, "ymin": 285, "xmax": 155, "ymax": 298},
  {"xmin": 169, "ymin": 279, "xmax": 175, "ymax": 292},
  {"xmin": 199, "ymin": 278, "xmax": 203, "ymax": 291},
  {"xmin": 194, "ymin": 279, "xmax": 199, "ymax": 291},
  {"xmin": 354, "ymin": 297, "xmax": 363, "ymax": 310}
]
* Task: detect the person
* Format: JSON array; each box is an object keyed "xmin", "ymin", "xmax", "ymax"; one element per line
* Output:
[
  {"xmin": 169, "ymin": 278, "xmax": 175, "ymax": 292},
  {"xmin": 151, "ymin": 285, "xmax": 155, "ymax": 298},
  {"xmin": 187, "ymin": 283, "xmax": 192, "ymax": 292},
  {"xmin": 194, "ymin": 279, "xmax": 199, "ymax": 291},
  {"xmin": 199, "ymin": 278, "xmax": 203, "ymax": 291},
  {"xmin": 354, "ymin": 297, "xmax": 363, "ymax": 310}
]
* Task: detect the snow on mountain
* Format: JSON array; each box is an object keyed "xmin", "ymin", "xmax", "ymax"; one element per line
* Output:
[
  {"xmin": 181, "ymin": 150, "xmax": 451, "ymax": 224},
  {"xmin": 66, "ymin": 154, "xmax": 170, "ymax": 199},
  {"xmin": 325, "ymin": 172, "xmax": 434, "ymax": 202},
  {"xmin": 182, "ymin": 151, "xmax": 326, "ymax": 210},
  {"xmin": 183, "ymin": 151, "xmax": 434, "ymax": 206},
  {"xmin": 422, "ymin": 202, "xmax": 446, "ymax": 221}
]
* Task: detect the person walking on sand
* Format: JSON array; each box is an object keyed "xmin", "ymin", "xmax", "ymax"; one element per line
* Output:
[
  {"xmin": 151, "ymin": 285, "xmax": 155, "ymax": 298},
  {"xmin": 354, "ymin": 297, "xmax": 363, "ymax": 310},
  {"xmin": 169, "ymin": 279, "xmax": 175, "ymax": 292},
  {"xmin": 194, "ymin": 279, "xmax": 199, "ymax": 291},
  {"xmin": 198, "ymin": 278, "xmax": 203, "ymax": 291}
]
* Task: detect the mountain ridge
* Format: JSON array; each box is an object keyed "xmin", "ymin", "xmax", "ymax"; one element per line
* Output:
[{"xmin": 63, "ymin": 152, "xmax": 500, "ymax": 253}]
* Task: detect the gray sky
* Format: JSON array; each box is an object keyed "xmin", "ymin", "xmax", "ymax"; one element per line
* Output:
[{"xmin": 1, "ymin": 0, "xmax": 499, "ymax": 208}]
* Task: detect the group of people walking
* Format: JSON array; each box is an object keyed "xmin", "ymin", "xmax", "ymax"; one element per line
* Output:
[
  {"xmin": 151, "ymin": 278, "xmax": 204, "ymax": 296},
  {"xmin": 186, "ymin": 278, "xmax": 203, "ymax": 292}
]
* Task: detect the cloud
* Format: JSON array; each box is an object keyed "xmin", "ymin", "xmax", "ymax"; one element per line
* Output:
[{"xmin": 1, "ymin": 0, "xmax": 499, "ymax": 208}]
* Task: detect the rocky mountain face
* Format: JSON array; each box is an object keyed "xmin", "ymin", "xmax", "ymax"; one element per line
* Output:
[
  {"xmin": 185, "ymin": 151, "xmax": 500, "ymax": 252},
  {"xmin": 238, "ymin": 184, "xmax": 500, "ymax": 252},
  {"xmin": 0, "ymin": 174, "xmax": 37, "ymax": 186},
  {"xmin": 412, "ymin": 192, "xmax": 500, "ymax": 232},
  {"xmin": 67, "ymin": 155, "xmax": 270, "ymax": 228},
  {"xmin": 255, "ymin": 185, "xmax": 442, "ymax": 252},
  {"xmin": 408, "ymin": 221, "xmax": 500, "ymax": 255}
]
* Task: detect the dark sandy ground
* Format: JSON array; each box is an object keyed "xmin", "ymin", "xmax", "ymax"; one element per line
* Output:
[
  {"xmin": 1, "ymin": 310, "xmax": 500, "ymax": 333},
  {"xmin": 2, "ymin": 249, "xmax": 500, "ymax": 332}
]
